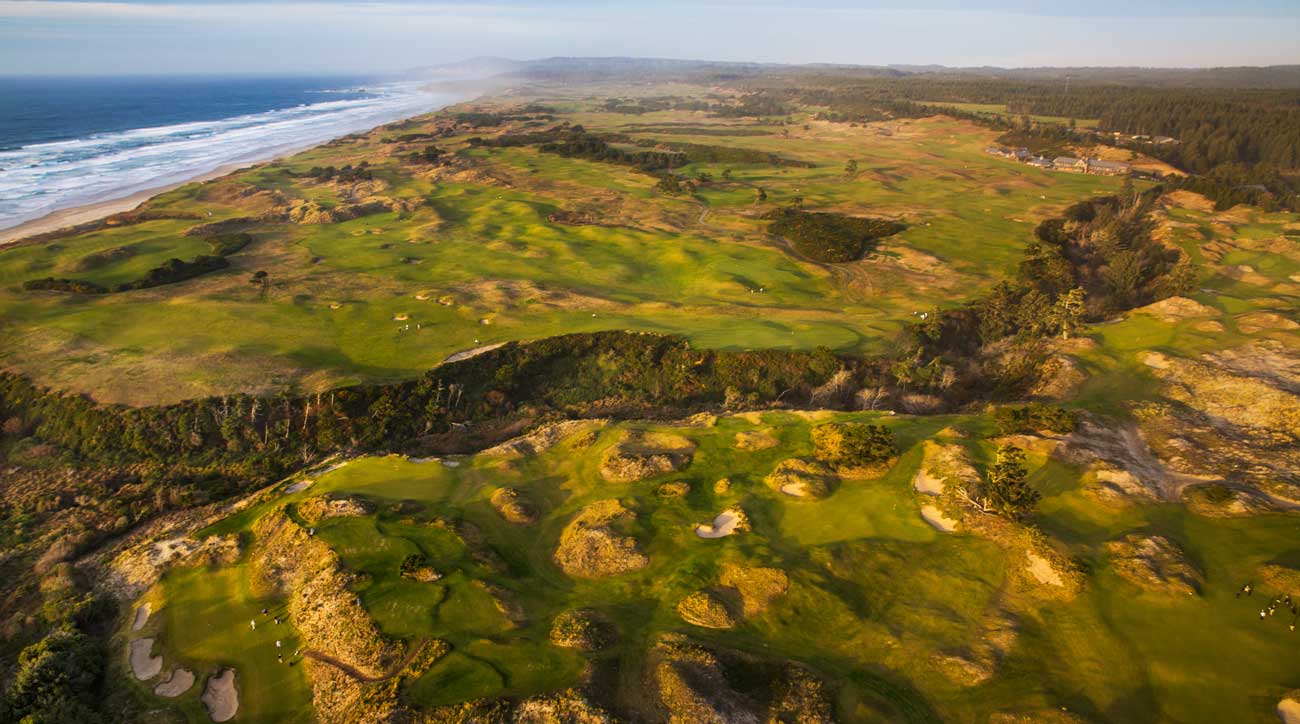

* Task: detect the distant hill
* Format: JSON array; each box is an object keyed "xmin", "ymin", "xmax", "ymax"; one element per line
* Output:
[{"xmin": 415, "ymin": 56, "xmax": 1300, "ymax": 89}]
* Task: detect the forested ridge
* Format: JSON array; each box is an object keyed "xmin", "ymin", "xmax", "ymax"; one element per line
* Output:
[{"xmin": 750, "ymin": 75, "xmax": 1300, "ymax": 209}]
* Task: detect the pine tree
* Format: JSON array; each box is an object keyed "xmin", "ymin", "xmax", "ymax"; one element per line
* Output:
[
  {"xmin": 1049, "ymin": 287, "xmax": 1086, "ymax": 339},
  {"xmin": 984, "ymin": 445, "xmax": 1039, "ymax": 520}
]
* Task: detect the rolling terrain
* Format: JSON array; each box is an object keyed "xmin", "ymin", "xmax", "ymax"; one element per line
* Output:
[{"xmin": 2, "ymin": 71, "xmax": 1299, "ymax": 724}]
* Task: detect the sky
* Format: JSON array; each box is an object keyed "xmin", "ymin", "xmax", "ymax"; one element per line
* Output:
[{"xmin": 1, "ymin": 0, "xmax": 1298, "ymax": 76}]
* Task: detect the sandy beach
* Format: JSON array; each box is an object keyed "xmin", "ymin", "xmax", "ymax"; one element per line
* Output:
[
  {"xmin": 1, "ymin": 158, "xmax": 270, "ymax": 246},
  {"xmin": 0, "ymin": 79, "xmax": 485, "ymax": 247}
]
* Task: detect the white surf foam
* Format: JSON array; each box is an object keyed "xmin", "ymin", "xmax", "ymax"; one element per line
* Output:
[{"xmin": 0, "ymin": 81, "xmax": 464, "ymax": 230}]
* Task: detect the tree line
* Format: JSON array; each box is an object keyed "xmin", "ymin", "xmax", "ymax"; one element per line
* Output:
[{"xmin": 748, "ymin": 75, "xmax": 1300, "ymax": 210}]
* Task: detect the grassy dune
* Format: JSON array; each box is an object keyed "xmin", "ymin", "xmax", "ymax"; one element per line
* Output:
[
  {"xmin": 133, "ymin": 411, "xmax": 1300, "ymax": 722},
  {"xmin": 0, "ymin": 92, "xmax": 1135, "ymax": 405}
]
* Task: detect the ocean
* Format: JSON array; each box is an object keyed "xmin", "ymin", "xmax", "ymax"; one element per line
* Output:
[{"xmin": 0, "ymin": 75, "xmax": 463, "ymax": 231}]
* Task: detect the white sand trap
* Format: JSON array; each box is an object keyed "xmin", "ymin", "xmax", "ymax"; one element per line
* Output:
[
  {"xmin": 154, "ymin": 668, "xmax": 195, "ymax": 697},
  {"xmin": 284, "ymin": 479, "xmax": 314, "ymax": 494},
  {"xmin": 129, "ymin": 638, "xmax": 163, "ymax": 680},
  {"xmin": 132, "ymin": 602, "xmax": 151, "ymax": 631},
  {"xmin": 442, "ymin": 342, "xmax": 506, "ymax": 364},
  {"xmin": 695, "ymin": 509, "xmax": 743, "ymax": 538},
  {"xmin": 913, "ymin": 467, "xmax": 945, "ymax": 496},
  {"xmin": 441, "ymin": 459, "xmax": 461, "ymax": 468},
  {"xmin": 780, "ymin": 482, "xmax": 809, "ymax": 497},
  {"xmin": 920, "ymin": 505, "xmax": 958, "ymax": 532},
  {"xmin": 1278, "ymin": 698, "xmax": 1300, "ymax": 724},
  {"xmin": 201, "ymin": 668, "xmax": 239, "ymax": 722},
  {"xmin": 1026, "ymin": 552, "xmax": 1065, "ymax": 587}
]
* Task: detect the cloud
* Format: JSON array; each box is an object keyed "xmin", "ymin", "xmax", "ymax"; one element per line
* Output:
[
  {"xmin": 0, "ymin": 1, "xmax": 585, "ymax": 36},
  {"xmin": 2, "ymin": 0, "xmax": 1298, "ymax": 74}
]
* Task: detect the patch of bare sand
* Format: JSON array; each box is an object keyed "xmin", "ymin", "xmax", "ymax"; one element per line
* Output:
[
  {"xmin": 284, "ymin": 479, "xmax": 314, "ymax": 494},
  {"xmin": 1279, "ymin": 697, "xmax": 1300, "ymax": 724},
  {"xmin": 913, "ymin": 440, "xmax": 979, "ymax": 496},
  {"xmin": 1025, "ymin": 552, "xmax": 1064, "ymax": 587},
  {"xmin": 154, "ymin": 668, "xmax": 196, "ymax": 697},
  {"xmin": 129, "ymin": 638, "xmax": 163, "ymax": 680},
  {"xmin": 201, "ymin": 668, "xmax": 238, "ymax": 722},
  {"xmin": 920, "ymin": 505, "xmax": 958, "ymax": 532},
  {"xmin": 1205, "ymin": 341, "xmax": 1300, "ymax": 394},
  {"xmin": 1236, "ymin": 311, "xmax": 1300, "ymax": 335},
  {"xmin": 694, "ymin": 509, "xmax": 748, "ymax": 539},
  {"xmin": 1222, "ymin": 264, "xmax": 1273, "ymax": 287},
  {"xmin": 482, "ymin": 420, "xmax": 607, "ymax": 459},
  {"xmin": 132, "ymin": 602, "xmax": 151, "ymax": 631},
  {"xmin": 1135, "ymin": 296, "xmax": 1217, "ymax": 322}
]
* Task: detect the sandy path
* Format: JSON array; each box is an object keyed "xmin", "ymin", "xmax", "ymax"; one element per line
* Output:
[
  {"xmin": 201, "ymin": 668, "xmax": 239, "ymax": 722},
  {"xmin": 132, "ymin": 602, "xmax": 151, "ymax": 631},
  {"xmin": 304, "ymin": 639, "xmax": 430, "ymax": 682},
  {"xmin": 442, "ymin": 342, "xmax": 507, "ymax": 365},
  {"xmin": 695, "ymin": 510, "xmax": 742, "ymax": 538},
  {"xmin": 1278, "ymin": 698, "xmax": 1300, "ymax": 724},
  {"xmin": 920, "ymin": 505, "xmax": 958, "ymax": 532},
  {"xmin": 154, "ymin": 668, "xmax": 196, "ymax": 697},
  {"xmin": 129, "ymin": 638, "xmax": 163, "ymax": 680}
]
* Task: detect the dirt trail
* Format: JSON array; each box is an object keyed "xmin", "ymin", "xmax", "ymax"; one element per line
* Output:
[{"xmin": 303, "ymin": 639, "xmax": 430, "ymax": 682}]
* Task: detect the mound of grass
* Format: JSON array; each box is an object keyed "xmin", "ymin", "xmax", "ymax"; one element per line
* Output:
[
  {"xmin": 811, "ymin": 422, "xmax": 897, "ymax": 468},
  {"xmin": 768, "ymin": 208, "xmax": 904, "ymax": 263}
]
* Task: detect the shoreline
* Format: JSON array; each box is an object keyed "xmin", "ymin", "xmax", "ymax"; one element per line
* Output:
[
  {"xmin": 0, "ymin": 160, "xmax": 261, "ymax": 245},
  {"xmin": 0, "ymin": 80, "xmax": 490, "ymax": 247}
]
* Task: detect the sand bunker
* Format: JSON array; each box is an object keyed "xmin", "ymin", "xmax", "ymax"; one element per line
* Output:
[
  {"xmin": 393, "ymin": 313, "xmax": 409, "ymax": 321},
  {"xmin": 1279, "ymin": 698, "xmax": 1300, "ymax": 724},
  {"xmin": 1025, "ymin": 552, "xmax": 1065, "ymax": 587},
  {"xmin": 129, "ymin": 638, "xmax": 163, "ymax": 680},
  {"xmin": 284, "ymin": 479, "xmax": 314, "ymax": 494},
  {"xmin": 132, "ymin": 602, "xmax": 151, "ymax": 631},
  {"xmin": 920, "ymin": 505, "xmax": 958, "ymax": 532},
  {"xmin": 695, "ymin": 509, "xmax": 746, "ymax": 538},
  {"xmin": 154, "ymin": 668, "xmax": 196, "ymax": 697},
  {"xmin": 201, "ymin": 668, "xmax": 239, "ymax": 722},
  {"xmin": 913, "ymin": 467, "xmax": 945, "ymax": 496}
]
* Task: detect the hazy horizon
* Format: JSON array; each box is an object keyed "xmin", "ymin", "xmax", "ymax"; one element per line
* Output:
[{"xmin": 2, "ymin": 0, "xmax": 1299, "ymax": 76}]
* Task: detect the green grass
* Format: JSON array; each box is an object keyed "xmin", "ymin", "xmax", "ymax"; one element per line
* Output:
[
  {"xmin": 0, "ymin": 106, "xmax": 1136, "ymax": 404},
  {"xmin": 153, "ymin": 411, "xmax": 1300, "ymax": 722},
  {"xmin": 144, "ymin": 563, "xmax": 314, "ymax": 723},
  {"xmin": 917, "ymin": 101, "xmax": 1101, "ymax": 129}
]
